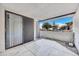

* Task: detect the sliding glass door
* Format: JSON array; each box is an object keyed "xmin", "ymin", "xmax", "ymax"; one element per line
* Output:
[
  {"xmin": 5, "ymin": 12, "xmax": 23, "ymax": 49},
  {"xmin": 5, "ymin": 11, "xmax": 34, "ymax": 49}
]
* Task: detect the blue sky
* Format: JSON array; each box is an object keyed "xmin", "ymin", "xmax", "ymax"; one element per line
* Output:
[
  {"xmin": 39, "ymin": 16, "xmax": 73, "ymax": 28},
  {"xmin": 48, "ymin": 17, "xmax": 73, "ymax": 25}
]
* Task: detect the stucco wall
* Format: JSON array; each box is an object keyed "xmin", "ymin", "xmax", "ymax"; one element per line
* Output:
[
  {"xmin": 73, "ymin": 5, "xmax": 79, "ymax": 52},
  {"xmin": 40, "ymin": 31, "xmax": 74, "ymax": 42},
  {"xmin": 0, "ymin": 5, "xmax": 5, "ymax": 52}
]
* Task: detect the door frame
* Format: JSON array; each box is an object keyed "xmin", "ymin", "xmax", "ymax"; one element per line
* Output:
[{"xmin": 5, "ymin": 10, "xmax": 34, "ymax": 49}]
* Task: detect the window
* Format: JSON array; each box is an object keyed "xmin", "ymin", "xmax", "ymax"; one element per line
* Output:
[{"xmin": 39, "ymin": 12, "xmax": 75, "ymax": 32}]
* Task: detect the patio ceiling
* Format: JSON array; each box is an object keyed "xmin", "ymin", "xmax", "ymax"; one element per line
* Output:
[{"xmin": 1, "ymin": 3, "xmax": 79, "ymax": 20}]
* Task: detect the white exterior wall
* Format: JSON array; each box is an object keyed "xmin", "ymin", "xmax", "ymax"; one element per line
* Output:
[
  {"xmin": 40, "ymin": 31, "xmax": 74, "ymax": 42},
  {"xmin": 0, "ymin": 4, "xmax": 5, "ymax": 52},
  {"xmin": 73, "ymin": 5, "xmax": 79, "ymax": 52}
]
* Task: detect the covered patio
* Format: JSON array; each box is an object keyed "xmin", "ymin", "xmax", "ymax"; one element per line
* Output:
[{"xmin": 0, "ymin": 3, "xmax": 79, "ymax": 56}]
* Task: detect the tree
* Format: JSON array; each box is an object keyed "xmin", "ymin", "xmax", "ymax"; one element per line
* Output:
[
  {"xmin": 66, "ymin": 22, "xmax": 73, "ymax": 26},
  {"xmin": 66, "ymin": 22, "xmax": 73, "ymax": 30},
  {"xmin": 42, "ymin": 22, "xmax": 52, "ymax": 30}
]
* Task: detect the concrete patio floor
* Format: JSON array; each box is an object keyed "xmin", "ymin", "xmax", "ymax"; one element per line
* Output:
[{"xmin": 0, "ymin": 39, "xmax": 78, "ymax": 56}]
